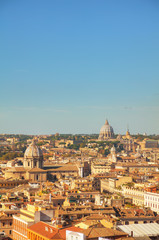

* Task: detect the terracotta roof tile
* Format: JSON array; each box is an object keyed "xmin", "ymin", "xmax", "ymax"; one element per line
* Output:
[
  {"xmin": 82, "ymin": 227, "xmax": 127, "ymax": 238},
  {"xmin": 28, "ymin": 221, "xmax": 59, "ymax": 239},
  {"xmin": 28, "ymin": 168, "xmax": 46, "ymax": 173},
  {"xmin": 48, "ymin": 165, "xmax": 78, "ymax": 172}
]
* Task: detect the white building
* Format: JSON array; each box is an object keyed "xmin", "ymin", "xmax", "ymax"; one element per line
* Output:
[
  {"xmin": 66, "ymin": 230, "xmax": 86, "ymax": 240},
  {"xmin": 144, "ymin": 192, "xmax": 159, "ymax": 213}
]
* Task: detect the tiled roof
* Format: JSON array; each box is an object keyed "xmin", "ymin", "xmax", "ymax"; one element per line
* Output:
[
  {"xmin": 6, "ymin": 167, "xmax": 26, "ymax": 172},
  {"xmin": 28, "ymin": 168, "xmax": 46, "ymax": 173},
  {"xmin": 28, "ymin": 222, "xmax": 85, "ymax": 239},
  {"xmin": 48, "ymin": 165, "xmax": 78, "ymax": 172},
  {"xmin": 28, "ymin": 221, "xmax": 59, "ymax": 239},
  {"xmin": 82, "ymin": 227, "xmax": 127, "ymax": 238},
  {"xmin": 86, "ymin": 214, "xmax": 106, "ymax": 220},
  {"xmin": 28, "ymin": 222, "xmax": 127, "ymax": 239}
]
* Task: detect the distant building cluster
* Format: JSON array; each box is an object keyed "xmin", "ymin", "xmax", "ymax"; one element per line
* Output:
[{"xmin": 0, "ymin": 119, "xmax": 159, "ymax": 240}]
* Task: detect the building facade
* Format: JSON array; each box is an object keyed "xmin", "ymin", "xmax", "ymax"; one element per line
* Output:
[{"xmin": 144, "ymin": 192, "xmax": 159, "ymax": 213}]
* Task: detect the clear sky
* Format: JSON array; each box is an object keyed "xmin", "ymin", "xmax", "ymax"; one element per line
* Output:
[{"xmin": 0, "ymin": 0, "xmax": 159, "ymax": 135}]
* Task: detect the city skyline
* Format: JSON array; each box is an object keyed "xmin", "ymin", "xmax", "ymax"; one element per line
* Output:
[{"xmin": 0, "ymin": 0, "xmax": 159, "ymax": 135}]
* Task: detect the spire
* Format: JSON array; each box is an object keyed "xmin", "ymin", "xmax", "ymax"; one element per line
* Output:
[
  {"xmin": 127, "ymin": 123, "xmax": 129, "ymax": 132},
  {"xmin": 126, "ymin": 124, "xmax": 130, "ymax": 136}
]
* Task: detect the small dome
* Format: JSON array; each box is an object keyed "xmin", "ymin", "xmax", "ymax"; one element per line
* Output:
[{"xmin": 24, "ymin": 139, "xmax": 43, "ymax": 158}]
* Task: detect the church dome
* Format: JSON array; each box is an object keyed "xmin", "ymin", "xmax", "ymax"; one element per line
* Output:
[
  {"xmin": 100, "ymin": 120, "xmax": 113, "ymax": 134},
  {"xmin": 24, "ymin": 139, "xmax": 43, "ymax": 159},
  {"xmin": 98, "ymin": 120, "xmax": 114, "ymax": 140}
]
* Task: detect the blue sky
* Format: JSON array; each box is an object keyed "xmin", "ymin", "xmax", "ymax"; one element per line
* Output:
[{"xmin": 0, "ymin": 0, "xmax": 159, "ymax": 135}]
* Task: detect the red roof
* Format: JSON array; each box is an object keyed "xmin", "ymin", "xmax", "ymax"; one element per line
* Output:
[
  {"xmin": 28, "ymin": 222, "xmax": 60, "ymax": 239},
  {"xmin": 28, "ymin": 222, "xmax": 127, "ymax": 239},
  {"xmin": 28, "ymin": 222, "xmax": 83, "ymax": 239}
]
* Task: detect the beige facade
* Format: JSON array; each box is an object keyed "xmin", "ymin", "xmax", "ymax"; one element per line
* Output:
[
  {"xmin": 47, "ymin": 165, "xmax": 79, "ymax": 179},
  {"xmin": 0, "ymin": 179, "xmax": 28, "ymax": 188},
  {"xmin": 5, "ymin": 167, "xmax": 26, "ymax": 179},
  {"xmin": 71, "ymin": 179, "xmax": 93, "ymax": 191},
  {"xmin": 122, "ymin": 187, "xmax": 144, "ymax": 206},
  {"xmin": 117, "ymin": 163, "xmax": 159, "ymax": 173},
  {"xmin": 26, "ymin": 168, "xmax": 47, "ymax": 182},
  {"xmin": 91, "ymin": 162, "xmax": 111, "ymax": 174},
  {"xmin": 0, "ymin": 214, "xmax": 13, "ymax": 238},
  {"xmin": 101, "ymin": 176, "xmax": 132, "ymax": 193}
]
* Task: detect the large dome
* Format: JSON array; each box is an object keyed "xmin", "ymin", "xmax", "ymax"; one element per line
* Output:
[
  {"xmin": 98, "ymin": 120, "xmax": 114, "ymax": 140},
  {"xmin": 24, "ymin": 140, "xmax": 43, "ymax": 158}
]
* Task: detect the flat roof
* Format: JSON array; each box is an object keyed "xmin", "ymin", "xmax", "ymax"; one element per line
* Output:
[{"xmin": 118, "ymin": 223, "xmax": 159, "ymax": 237}]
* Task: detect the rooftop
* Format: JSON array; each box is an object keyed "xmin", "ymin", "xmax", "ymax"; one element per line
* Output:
[{"xmin": 118, "ymin": 223, "xmax": 159, "ymax": 237}]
